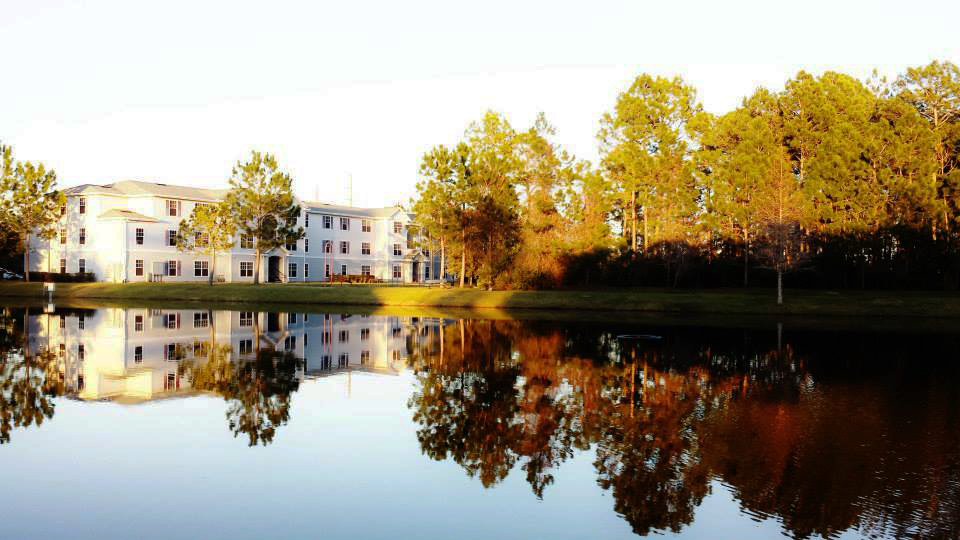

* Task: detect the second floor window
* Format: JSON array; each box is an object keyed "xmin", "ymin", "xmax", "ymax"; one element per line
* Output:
[
  {"xmin": 393, "ymin": 243, "xmax": 401, "ymax": 256},
  {"xmin": 362, "ymin": 219, "xmax": 371, "ymax": 232},
  {"xmin": 135, "ymin": 228, "xmax": 144, "ymax": 245},
  {"xmin": 304, "ymin": 214, "xmax": 309, "ymax": 228},
  {"xmin": 59, "ymin": 228, "xmax": 66, "ymax": 245},
  {"xmin": 79, "ymin": 228, "xmax": 86, "ymax": 245},
  {"xmin": 361, "ymin": 242, "xmax": 371, "ymax": 255},
  {"xmin": 340, "ymin": 217, "xmax": 350, "ymax": 231},
  {"xmin": 304, "ymin": 239, "xmax": 309, "ymax": 253},
  {"xmin": 167, "ymin": 230, "xmax": 177, "ymax": 247},
  {"xmin": 393, "ymin": 221, "xmax": 402, "ymax": 234},
  {"xmin": 240, "ymin": 235, "xmax": 254, "ymax": 249},
  {"xmin": 323, "ymin": 240, "xmax": 332, "ymax": 253},
  {"xmin": 78, "ymin": 197, "xmax": 86, "ymax": 214},
  {"xmin": 340, "ymin": 241, "xmax": 349, "ymax": 254},
  {"xmin": 286, "ymin": 240, "xmax": 297, "ymax": 251}
]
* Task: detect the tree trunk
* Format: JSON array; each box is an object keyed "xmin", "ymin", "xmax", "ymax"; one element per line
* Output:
[
  {"xmin": 743, "ymin": 230, "xmax": 749, "ymax": 287},
  {"xmin": 440, "ymin": 234, "xmax": 446, "ymax": 283},
  {"xmin": 209, "ymin": 248, "xmax": 215, "ymax": 286},
  {"xmin": 630, "ymin": 190, "xmax": 637, "ymax": 252},
  {"xmin": 459, "ymin": 228, "xmax": 466, "ymax": 288},
  {"xmin": 23, "ymin": 236, "xmax": 30, "ymax": 282},
  {"xmin": 777, "ymin": 268, "xmax": 783, "ymax": 305},
  {"xmin": 253, "ymin": 241, "xmax": 261, "ymax": 285}
]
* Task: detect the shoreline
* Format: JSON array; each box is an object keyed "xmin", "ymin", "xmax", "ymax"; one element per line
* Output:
[{"xmin": 2, "ymin": 282, "xmax": 960, "ymax": 319}]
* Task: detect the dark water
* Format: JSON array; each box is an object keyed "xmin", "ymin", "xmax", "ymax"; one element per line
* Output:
[{"xmin": 0, "ymin": 305, "xmax": 958, "ymax": 540}]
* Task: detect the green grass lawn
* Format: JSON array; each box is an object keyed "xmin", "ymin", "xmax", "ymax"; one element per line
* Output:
[{"xmin": 1, "ymin": 281, "xmax": 959, "ymax": 318}]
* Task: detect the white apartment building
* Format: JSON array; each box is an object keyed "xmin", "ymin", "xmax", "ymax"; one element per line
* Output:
[
  {"xmin": 28, "ymin": 180, "xmax": 442, "ymax": 283},
  {"xmin": 27, "ymin": 307, "xmax": 446, "ymax": 402}
]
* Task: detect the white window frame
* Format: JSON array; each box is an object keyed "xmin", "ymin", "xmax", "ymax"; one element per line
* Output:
[{"xmin": 194, "ymin": 260, "xmax": 209, "ymax": 277}]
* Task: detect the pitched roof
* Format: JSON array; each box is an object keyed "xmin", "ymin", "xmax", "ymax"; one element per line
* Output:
[
  {"xmin": 97, "ymin": 209, "xmax": 163, "ymax": 223},
  {"xmin": 63, "ymin": 180, "xmax": 227, "ymax": 201},
  {"xmin": 303, "ymin": 201, "xmax": 406, "ymax": 218}
]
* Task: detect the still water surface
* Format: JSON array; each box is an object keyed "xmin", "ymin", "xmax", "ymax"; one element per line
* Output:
[{"xmin": 0, "ymin": 305, "xmax": 957, "ymax": 539}]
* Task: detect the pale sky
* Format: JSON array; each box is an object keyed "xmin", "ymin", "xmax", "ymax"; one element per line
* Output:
[{"xmin": 2, "ymin": 0, "xmax": 958, "ymax": 207}]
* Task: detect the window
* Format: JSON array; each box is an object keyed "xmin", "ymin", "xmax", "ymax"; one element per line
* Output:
[
  {"xmin": 240, "ymin": 261, "xmax": 253, "ymax": 277},
  {"xmin": 135, "ymin": 228, "xmax": 144, "ymax": 245},
  {"xmin": 423, "ymin": 249, "xmax": 430, "ymax": 258},
  {"xmin": 284, "ymin": 335, "xmax": 296, "ymax": 351},
  {"xmin": 194, "ymin": 312, "xmax": 209, "ymax": 328},
  {"xmin": 321, "ymin": 354, "xmax": 331, "ymax": 370},
  {"xmin": 59, "ymin": 315, "xmax": 65, "ymax": 329},
  {"xmin": 338, "ymin": 330, "xmax": 349, "ymax": 343},
  {"xmin": 78, "ymin": 315, "xmax": 85, "ymax": 330},
  {"xmin": 288, "ymin": 313, "xmax": 297, "ymax": 324},
  {"xmin": 135, "ymin": 260, "xmax": 144, "ymax": 276},
  {"xmin": 59, "ymin": 228, "xmax": 66, "ymax": 245},
  {"xmin": 239, "ymin": 312, "xmax": 254, "ymax": 327},
  {"xmin": 393, "ymin": 243, "xmax": 402, "ymax": 256},
  {"xmin": 361, "ymin": 350, "xmax": 370, "ymax": 364},
  {"xmin": 288, "ymin": 263, "xmax": 297, "ymax": 278},
  {"xmin": 340, "ymin": 241, "xmax": 349, "ymax": 254},
  {"xmin": 338, "ymin": 353, "xmax": 349, "ymax": 367},
  {"xmin": 239, "ymin": 339, "xmax": 252, "ymax": 355},
  {"xmin": 324, "ymin": 264, "xmax": 330, "ymax": 278},
  {"xmin": 240, "ymin": 235, "xmax": 254, "ymax": 249},
  {"xmin": 360, "ymin": 328, "xmax": 370, "ymax": 341},
  {"xmin": 392, "ymin": 265, "xmax": 401, "ymax": 279},
  {"xmin": 135, "ymin": 315, "xmax": 143, "ymax": 332},
  {"xmin": 362, "ymin": 219, "xmax": 371, "ymax": 232},
  {"xmin": 323, "ymin": 215, "xmax": 332, "ymax": 229},
  {"xmin": 393, "ymin": 221, "xmax": 403, "ymax": 234},
  {"xmin": 341, "ymin": 264, "xmax": 347, "ymax": 276},
  {"xmin": 79, "ymin": 197, "xmax": 86, "ymax": 214},
  {"xmin": 134, "ymin": 346, "xmax": 143, "ymax": 364},
  {"xmin": 340, "ymin": 217, "xmax": 350, "ymax": 231},
  {"xmin": 321, "ymin": 331, "xmax": 332, "ymax": 344},
  {"xmin": 166, "ymin": 200, "xmax": 179, "ymax": 217},
  {"xmin": 323, "ymin": 240, "xmax": 332, "ymax": 253},
  {"xmin": 392, "ymin": 326, "xmax": 403, "ymax": 337},
  {"xmin": 425, "ymin": 265, "xmax": 430, "ymax": 280},
  {"xmin": 167, "ymin": 260, "xmax": 179, "ymax": 277},
  {"xmin": 163, "ymin": 313, "xmax": 180, "ymax": 329},
  {"xmin": 286, "ymin": 240, "xmax": 297, "ymax": 251},
  {"xmin": 78, "ymin": 228, "xmax": 86, "ymax": 245},
  {"xmin": 78, "ymin": 374, "xmax": 84, "ymax": 391},
  {"xmin": 78, "ymin": 344, "xmax": 85, "ymax": 361},
  {"xmin": 361, "ymin": 242, "xmax": 371, "ymax": 255},
  {"xmin": 392, "ymin": 349, "xmax": 402, "ymax": 361},
  {"xmin": 78, "ymin": 259, "xmax": 86, "ymax": 273},
  {"xmin": 59, "ymin": 259, "xmax": 66, "ymax": 274},
  {"xmin": 304, "ymin": 214, "xmax": 309, "ymax": 228},
  {"xmin": 164, "ymin": 372, "xmax": 178, "ymax": 390},
  {"xmin": 304, "ymin": 264, "xmax": 310, "ymax": 278},
  {"xmin": 194, "ymin": 260, "xmax": 209, "ymax": 277},
  {"xmin": 361, "ymin": 265, "xmax": 371, "ymax": 276},
  {"xmin": 167, "ymin": 230, "xmax": 177, "ymax": 247},
  {"xmin": 303, "ymin": 333, "xmax": 308, "ymax": 347},
  {"xmin": 304, "ymin": 238, "xmax": 309, "ymax": 253},
  {"xmin": 60, "ymin": 203, "xmax": 66, "ymax": 216}
]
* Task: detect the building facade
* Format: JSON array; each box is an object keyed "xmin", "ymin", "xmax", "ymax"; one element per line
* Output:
[{"xmin": 28, "ymin": 180, "xmax": 442, "ymax": 283}]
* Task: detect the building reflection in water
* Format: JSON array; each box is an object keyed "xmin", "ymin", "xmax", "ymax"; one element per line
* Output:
[{"xmin": 2, "ymin": 307, "xmax": 959, "ymax": 539}]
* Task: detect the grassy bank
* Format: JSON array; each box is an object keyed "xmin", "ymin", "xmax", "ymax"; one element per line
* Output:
[{"xmin": 1, "ymin": 281, "xmax": 960, "ymax": 318}]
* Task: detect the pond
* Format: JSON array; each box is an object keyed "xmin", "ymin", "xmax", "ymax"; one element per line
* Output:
[{"xmin": 0, "ymin": 304, "xmax": 957, "ymax": 539}]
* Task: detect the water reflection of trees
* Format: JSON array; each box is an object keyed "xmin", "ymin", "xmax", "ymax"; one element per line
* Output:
[
  {"xmin": 179, "ymin": 342, "xmax": 301, "ymax": 447},
  {"xmin": 407, "ymin": 320, "xmax": 960, "ymax": 539},
  {"xmin": 0, "ymin": 309, "xmax": 64, "ymax": 445}
]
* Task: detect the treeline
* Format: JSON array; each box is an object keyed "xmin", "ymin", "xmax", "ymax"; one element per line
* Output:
[{"xmin": 412, "ymin": 61, "xmax": 960, "ymax": 293}]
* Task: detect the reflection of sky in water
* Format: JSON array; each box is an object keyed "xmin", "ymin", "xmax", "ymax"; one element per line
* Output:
[{"xmin": 3, "ymin": 371, "xmax": 812, "ymax": 540}]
